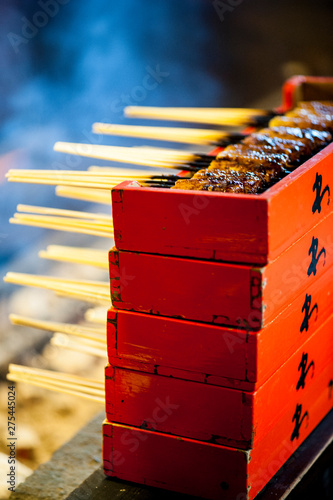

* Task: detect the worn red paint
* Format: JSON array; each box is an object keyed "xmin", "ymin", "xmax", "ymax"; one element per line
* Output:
[
  {"xmin": 105, "ymin": 312, "xmax": 333, "ymax": 449},
  {"xmin": 111, "ymin": 143, "xmax": 333, "ymax": 265},
  {"xmin": 104, "ymin": 76, "xmax": 333, "ymax": 499},
  {"xmin": 103, "ymin": 358, "xmax": 333, "ymax": 500},
  {"xmin": 109, "ymin": 211, "xmax": 333, "ymax": 328},
  {"xmin": 107, "ymin": 266, "xmax": 333, "ymax": 390}
]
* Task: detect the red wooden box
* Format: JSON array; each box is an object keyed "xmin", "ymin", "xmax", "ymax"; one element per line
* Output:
[
  {"xmin": 107, "ymin": 264, "xmax": 333, "ymax": 390},
  {"xmin": 103, "ymin": 76, "xmax": 333, "ymax": 499},
  {"xmin": 283, "ymin": 75, "xmax": 333, "ymax": 108},
  {"xmin": 111, "ymin": 144, "xmax": 333, "ymax": 266},
  {"xmin": 105, "ymin": 310, "xmax": 333, "ymax": 450},
  {"xmin": 103, "ymin": 370, "xmax": 333, "ymax": 500},
  {"xmin": 110, "ymin": 211, "xmax": 333, "ymax": 328},
  {"xmin": 111, "ymin": 77, "xmax": 333, "ymax": 266}
]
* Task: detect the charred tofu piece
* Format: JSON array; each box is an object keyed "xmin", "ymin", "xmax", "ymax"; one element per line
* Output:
[
  {"xmin": 172, "ymin": 101, "xmax": 333, "ymax": 194},
  {"xmin": 242, "ymin": 133, "xmax": 309, "ymax": 167},
  {"xmin": 262, "ymin": 126, "xmax": 332, "ymax": 152},
  {"xmin": 172, "ymin": 166, "xmax": 266, "ymax": 193},
  {"xmin": 215, "ymin": 144, "xmax": 288, "ymax": 175},
  {"xmin": 269, "ymin": 115, "xmax": 333, "ymax": 133},
  {"xmin": 208, "ymin": 157, "xmax": 283, "ymax": 185},
  {"xmin": 291, "ymin": 101, "xmax": 333, "ymax": 119}
]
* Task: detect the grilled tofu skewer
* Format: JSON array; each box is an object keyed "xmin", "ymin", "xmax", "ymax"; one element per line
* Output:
[{"xmin": 93, "ymin": 122, "xmax": 245, "ymax": 146}]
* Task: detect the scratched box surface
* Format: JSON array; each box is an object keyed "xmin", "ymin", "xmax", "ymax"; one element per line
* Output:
[
  {"xmin": 103, "ymin": 377, "xmax": 333, "ymax": 500},
  {"xmin": 104, "ymin": 76, "xmax": 333, "ymax": 498},
  {"xmin": 107, "ymin": 265, "xmax": 333, "ymax": 391},
  {"xmin": 283, "ymin": 75, "xmax": 333, "ymax": 108},
  {"xmin": 110, "ymin": 211, "xmax": 333, "ymax": 328},
  {"xmin": 111, "ymin": 144, "xmax": 333, "ymax": 266},
  {"xmin": 104, "ymin": 311, "xmax": 333, "ymax": 450},
  {"xmin": 111, "ymin": 77, "xmax": 333, "ymax": 265}
]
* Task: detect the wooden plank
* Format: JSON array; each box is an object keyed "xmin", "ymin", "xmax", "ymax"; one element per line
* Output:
[
  {"xmin": 110, "ymin": 246, "xmax": 261, "ymax": 326},
  {"xmin": 105, "ymin": 312, "xmax": 333, "ymax": 449},
  {"xmin": 111, "ymin": 144, "xmax": 333, "ymax": 265},
  {"xmin": 110, "ymin": 212, "xmax": 333, "ymax": 327},
  {"xmin": 66, "ymin": 410, "xmax": 333, "ymax": 500},
  {"xmin": 112, "ymin": 181, "xmax": 269, "ymax": 264},
  {"xmin": 107, "ymin": 266, "xmax": 333, "ymax": 389},
  {"xmin": 107, "ymin": 307, "xmax": 250, "ymax": 386},
  {"xmin": 103, "ymin": 420, "xmax": 249, "ymax": 500},
  {"xmin": 103, "ymin": 365, "xmax": 333, "ymax": 500}
]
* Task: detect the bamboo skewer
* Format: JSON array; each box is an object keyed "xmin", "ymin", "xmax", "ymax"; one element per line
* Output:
[
  {"xmin": 124, "ymin": 106, "xmax": 276, "ymax": 126},
  {"xmin": 16, "ymin": 204, "xmax": 112, "ymax": 221},
  {"xmin": 52, "ymin": 142, "xmax": 211, "ymax": 170},
  {"xmin": 12, "ymin": 213, "xmax": 112, "ymax": 228},
  {"xmin": 7, "ymin": 170, "xmax": 187, "ymax": 187},
  {"xmin": 9, "ymin": 314, "xmax": 106, "ymax": 342},
  {"xmin": 52, "ymin": 332, "xmax": 105, "ymax": 349},
  {"xmin": 7, "ymin": 171, "xmax": 160, "ymax": 188},
  {"xmin": 85, "ymin": 307, "xmax": 109, "ymax": 325},
  {"xmin": 5, "ymin": 109, "xmax": 262, "ymax": 408},
  {"xmin": 4, "ymin": 109, "xmax": 267, "ymax": 409},
  {"xmin": 39, "ymin": 245, "xmax": 109, "ymax": 269},
  {"xmin": 53, "ymin": 143, "xmax": 205, "ymax": 160},
  {"xmin": 6, "ymin": 376, "xmax": 105, "ymax": 402},
  {"xmin": 8, "ymin": 364, "xmax": 103, "ymax": 387},
  {"xmin": 8, "ymin": 178, "xmax": 176, "ymax": 189},
  {"xmin": 10, "ymin": 217, "xmax": 113, "ymax": 238},
  {"xmin": 51, "ymin": 333, "xmax": 106, "ymax": 358},
  {"xmin": 87, "ymin": 166, "xmax": 175, "ymax": 176},
  {"xmin": 92, "ymin": 122, "xmax": 245, "ymax": 146},
  {"xmin": 7, "ymin": 365, "xmax": 104, "ymax": 403},
  {"xmin": 4, "ymin": 272, "xmax": 111, "ymax": 305},
  {"xmin": 83, "ymin": 172, "xmax": 184, "ymax": 180},
  {"xmin": 56, "ymin": 186, "xmax": 111, "ymax": 205},
  {"xmin": 10, "ymin": 213, "xmax": 114, "ymax": 238}
]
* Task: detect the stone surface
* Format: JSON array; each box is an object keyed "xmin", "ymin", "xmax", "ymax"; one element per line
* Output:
[
  {"xmin": 8, "ymin": 410, "xmax": 333, "ymax": 500},
  {"xmin": 9, "ymin": 412, "xmax": 104, "ymax": 500}
]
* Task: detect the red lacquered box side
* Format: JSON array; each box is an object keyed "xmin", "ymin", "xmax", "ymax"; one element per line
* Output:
[
  {"xmin": 106, "ymin": 265, "xmax": 333, "ymax": 390},
  {"xmin": 104, "ymin": 313, "xmax": 333, "ymax": 449},
  {"xmin": 283, "ymin": 75, "xmax": 333, "ymax": 109},
  {"xmin": 103, "ymin": 372, "xmax": 333, "ymax": 500}
]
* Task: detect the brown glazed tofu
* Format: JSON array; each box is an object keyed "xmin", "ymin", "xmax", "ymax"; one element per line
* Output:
[
  {"xmin": 216, "ymin": 143, "xmax": 291, "ymax": 172},
  {"xmin": 242, "ymin": 133, "xmax": 310, "ymax": 167},
  {"xmin": 209, "ymin": 157, "xmax": 283, "ymax": 185},
  {"xmin": 172, "ymin": 166, "xmax": 266, "ymax": 193},
  {"xmin": 172, "ymin": 101, "xmax": 332, "ymax": 194},
  {"xmin": 262, "ymin": 126, "xmax": 332, "ymax": 152},
  {"xmin": 269, "ymin": 115, "xmax": 333, "ymax": 133},
  {"xmin": 291, "ymin": 101, "xmax": 333, "ymax": 118}
]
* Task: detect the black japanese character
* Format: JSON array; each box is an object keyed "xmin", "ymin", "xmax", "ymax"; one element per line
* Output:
[
  {"xmin": 329, "ymin": 380, "xmax": 333, "ymax": 399},
  {"xmin": 312, "ymin": 172, "xmax": 330, "ymax": 214},
  {"xmin": 291, "ymin": 404, "xmax": 309, "ymax": 441},
  {"xmin": 300, "ymin": 294, "xmax": 318, "ymax": 333},
  {"xmin": 296, "ymin": 352, "xmax": 315, "ymax": 390},
  {"xmin": 307, "ymin": 237, "xmax": 326, "ymax": 276}
]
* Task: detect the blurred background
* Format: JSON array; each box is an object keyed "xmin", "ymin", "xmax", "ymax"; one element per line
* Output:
[
  {"xmin": 0, "ymin": 0, "xmax": 332, "ymax": 495},
  {"xmin": 0, "ymin": 0, "xmax": 332, "ymax": 265}
]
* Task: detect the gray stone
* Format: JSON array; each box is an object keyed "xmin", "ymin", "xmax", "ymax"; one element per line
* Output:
[{"xmin": 10, "ymin": 412, "xmax": 104, "ymax": 500}]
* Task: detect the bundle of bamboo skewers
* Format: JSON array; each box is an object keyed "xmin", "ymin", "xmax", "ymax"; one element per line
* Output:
[{"xmin": 5, "ymin": 105, "xmax": 278, "ymax": 400}]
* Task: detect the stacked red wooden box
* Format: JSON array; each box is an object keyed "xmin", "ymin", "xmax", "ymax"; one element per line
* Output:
[{"xmin": 103, "ymin": 77, "xmax": 333, "ymax": 499}]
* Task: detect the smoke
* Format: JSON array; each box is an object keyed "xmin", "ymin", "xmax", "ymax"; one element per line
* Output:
[
  {"xmin": 2, "ymin": 0, "xmax": 331, "ymax": 264},
  {"xmin": 0, "ymin": 0, "xmax": 225, "ymax": 264}
]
